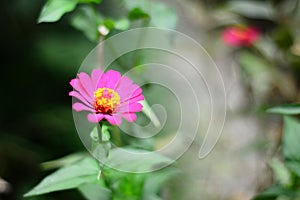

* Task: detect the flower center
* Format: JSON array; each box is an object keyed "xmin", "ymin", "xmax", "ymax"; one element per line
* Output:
[{"xmin": 93, "ymin": 87, "xmax": 120, "ymax": 115}]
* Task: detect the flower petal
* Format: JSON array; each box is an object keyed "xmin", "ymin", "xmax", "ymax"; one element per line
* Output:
[
  {"xmin": 72, "ymin": 102, "xmax": 94, "ymax": 112},
  {"xmin": 91, "ymin": 69, "xmax": 104, "ymax": 88},
  {"xmin": 115, "ymin": 76, "xmax": 133, "ymax": 91},
  {"xmin": 105, "ymin": 70, "xmax": 121, "ymax": 89},
  {"xmin": 122, "ymin": 94, "xmax": 144, "ymax": 104},
  {"xmin": 120, "ymin": 87, "xmax": 143, "ymax": 103},
  {"xmin": 70, "ymin": 78, "xmax": 93, "ymax": 104},
  {"xmin": 87, "ymin": 113, "xmax": 104, "ymax": 123},
  {"xmin": 117, "ymin": 84, "xmax": 141, "ymax": 100},
  {"xmin": 69, "ymin": 91, "xmax": 93, "ymax": 107},
  {"xmin": 116, "ymin": 103, "xmax": 143, "ymax": 113},
  {"xmin": 78, "ymin": 72, "xmax": 94, "ymax": 96},
  {"xmin": 120, "ymin": 113, "xmax": 137, "ymax": 122},
  {"xmin": 70, "ymin": 78, "xmax": 77, "ymax": 87},
  {"xmin": 104, "ymin": 115, "xmax": 122, "ymax": 125},
  {"xmin": 96, "ymin": 73, "xmax": 107, "ymax": 88}
]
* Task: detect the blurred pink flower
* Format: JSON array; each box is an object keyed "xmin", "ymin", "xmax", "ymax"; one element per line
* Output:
[
  {"xmin": 69, "ymin": 69, "xmax": 144, "ymax": 125},
  {"xmin": 222, "ymin": 26, "xmax": 260, "ymax": 47}
]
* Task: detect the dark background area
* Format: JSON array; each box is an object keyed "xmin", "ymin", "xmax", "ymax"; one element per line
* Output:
[{"xmin": 0, "ymin": 0, "xmax": 94, "ymax": 199}]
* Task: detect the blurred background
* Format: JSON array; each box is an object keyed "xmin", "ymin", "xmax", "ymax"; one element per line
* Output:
[
  {"xmin": 1, "ymin": 0, "xmax": 90, "ymax": 199},
  {"xmin": 1, "ymin": 0, "xmax": 300, "ymax": 199}
]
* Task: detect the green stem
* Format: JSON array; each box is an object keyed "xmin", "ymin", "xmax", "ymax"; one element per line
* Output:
[{"xmin": 97, "ymin": 121, "xmax": 103, "ymax": 143}]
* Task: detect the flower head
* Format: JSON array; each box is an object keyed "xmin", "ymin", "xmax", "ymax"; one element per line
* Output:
[
  {"xmin": 222, "ymin": 26, "xmax": 260, "ymax": 47},
  {"xmin": 69, "ymin": 69, "xmax": 144, "ymax": 125}
]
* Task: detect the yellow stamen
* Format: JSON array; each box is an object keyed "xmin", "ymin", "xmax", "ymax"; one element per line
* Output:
[{"xmin": 93, "ymin": 87, "xmax": 120, "ymax": 115}]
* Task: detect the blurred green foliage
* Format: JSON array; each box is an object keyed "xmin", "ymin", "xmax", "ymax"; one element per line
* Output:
[
  {"xmin": 253, "ymin": 112, "xmax": 300, "ymax": 200},
  {"xmin": 2, "ymin": 0, "xmax": 300, "ymax": 199},
  {"xmin": 196, "ymin": 0, "xmax": 300, "ymax": 199}
]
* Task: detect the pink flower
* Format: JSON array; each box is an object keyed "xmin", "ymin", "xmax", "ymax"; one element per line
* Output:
[
  {"xmin": 222, "ymin": 26, "xmax": 260, "ymax": 47},
  {"xmin": 69, "ymin": 69, "xmax": 144, "ymax": 125}
]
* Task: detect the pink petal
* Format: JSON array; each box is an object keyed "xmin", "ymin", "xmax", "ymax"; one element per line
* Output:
[
  {"xmin": 115, "ymin": 76, "xmax": 133, "ymax": 92},
  {"xmin": 72, "ymin": 102, "xmax": 95, "ymax": 112},
  {"xmin": 245, "ymin": 29, "xmax": 259, "ymax": 44},
  {"xmin": 222, "ymin": 30, "xmax": 242, "ymax": 46},
  {"xmin": 87, "ymin": 113, "xmax": 104, "ymax": 123},
  {"xmin": 69, "ymin": 78, "xmax": 93, "ymax": 104},
  {"xmin": 104, "ymin": 115, "xmax": 122, "ymax": 125},
  {"xmin": 129, "ymin": 86, "xmax": 142, "ymax": 97},
  {"xmin": 70, "ymin": 79, "xmax": 77, "ymax": 87},
  {"xmin": 105, "ymin": 70, "xmax": 121, "ymax": 89},
  {"xmin": 117, "ymin": 84, "xmax": 141, "ymax": 100},
  {"xmin": 122, "ymin": 94, "xmax": 144, "ymax": 104},
  {"xmin": 120, "ymin": 113, "xmax": 137, "ymax": 122},
  {"xmin": 69, "ymin": 91, "xmax": 93, "ymax": 107},
  {"xmin": 120, "ymin": 87, "xmax": 143, "ymax": 103},
  {"xmin": 96, "ymin": 73, "xmax": 107, "ymax": 89},
  {"xmin": 222, "ymin": 27, "xmax": 260, "ymax": 47},
  {"xmin": 91, "ymin": 69, "xmax": 104, "ymax": 88},
  {"xmin": 78, "ymin": 72, "xmax": 94, "ymax": 96},
  {"xmin": 116, "ymin": 103, "xmax": 143, "ymax": 113}
]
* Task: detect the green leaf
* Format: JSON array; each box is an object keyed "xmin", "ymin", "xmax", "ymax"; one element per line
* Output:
[
  {"xmin": 114, "ymin": 18, "xmax": 130, "ymax": 30},
  {"xmin": 238, "ymin": 51, "xmax": 270, "ymax": 75},
  {"xmin": 268, "ymin": 158, "xmax": 291, "ymax": 186},
  {"xmin": 101, "ymin": 124, "xmax": 111, "ymax": 142},
  {"xmin": 90, "ymin": 126, "xmax": 99, "ymax": 142},
  {"xmin": 128, "ymin": 8, "xmax": 150, "ymax": 20},
  {"xmin": 283, "ymin": 116, "xmax": 300, "ymax": 161},
  {"xmin": 101, "ymin": 168, "xmax": 146, "ymax": 199},
  {"xmin": 116, "ymin": 174, "xmax": 145, "ymax": 199},
  {"xmin": 252, "ymin": 185, "xmax": 294, "ymax": 200},
  {"xmin": 286, "ymin": 161, "xmax": 300, "ymax": 178},
  {"xmin": 41, "ymin": 152, "xmax": 86, "ymax": 170},
  {"xmin": 143, "ymin": 168, "xmax": 178, "ymax": 198},
  {"xmin": 93, "ymin": 142, "xmax": 111, "ymax": 159},
  {"xmin": 70, "ymin": 5, "xmax": 101, "ymax": 42},
  {"xmin": 103, "ymin": 148, "xmax": 173, "ymax": 172},
  {"xmin": 78, "ymin": 0, "xmax": 101, "ymax": 3},
  {"xmin": 38, "ymin": 0, "xmax": 79, "ymax": 23},
  {"xmin": 123, "ymin": 0, "xmax": 177, "ymax": 29},
  {"xmin": 226, "ymin": 0, "xmax": 274, "ymax": 20},
  {"xmin": 24, "ymin": 157, "xmax": 99, "ymax": 197},
  {"xmin": 267, "ymin": 104, "xmax": 300, "ymax": 115},
  {"xmin": 122, "ymin": 0, "xmax": 149, "ymax": 11},
  {"xmin": 103, "ymin": 19, "xmax": 115, "ymax": 30},
  {"xmin": 78, "ymin": 183, "xmax": 111, "ymax": 200},
  {"xmin": 273, "ymin": 26, "xmax": 294, "ymax": 50}
]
